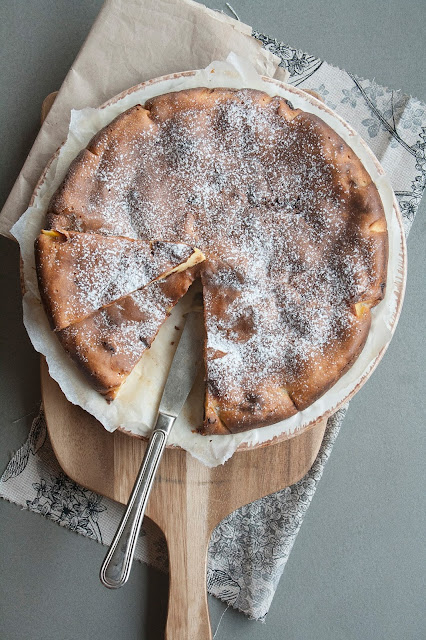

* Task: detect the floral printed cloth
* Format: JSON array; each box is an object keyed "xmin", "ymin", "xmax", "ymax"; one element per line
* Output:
[{"xmin": 1, "ymin": 33, "xmax": 425, "ymax": 621}]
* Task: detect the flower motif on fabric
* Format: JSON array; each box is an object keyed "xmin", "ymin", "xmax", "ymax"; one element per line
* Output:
[
  {"xmin": 355, "ymin": 81, "xmax": 410, "ymax": 141},
  {"xmin": 341, "ymin": 86, "xmax": 361, "ymax": 109},
  {"xmin": 207, "ymin": 569, "xmax": 240, "ymax": 604},
  {"xmin": 252, "ymin": 32, "xmax": 322, "ymax": 85},
  {"xmin": 396, "ymin": 127, "xmax": 426, "ymax": 227},
  {"xmin": 397, "ymin": 103, "xmax": 425, "ymax": 133},
  {"xmin": 398, "ymin": 197, "xmax": 418, "ymax": 222},
  {"xmin": 363, "ymin": 81, "xmax": 385, "ymax": 104},
  {"xmin": 396, "ymin": 128, "xmax": 426, "ymax": 227},
  {"xmin": 361, "ymin": 117, "xmax": 381, "ymax": 138},
  {"xmin": 309, "ymin": 83, "xmax": 337, "ymax": 110},
  {"xmin": 26, "ymin": 473, "xmax": 106, "ymax": 543},
  {"xmin": 413, "ymin": 129, "xmax": 426, "ymax": 175},
  {"xmin": 282, "ymin": 50, "xmax": 312, "ymax": 77},
  {"xmin": 1, "ymin": 411, "xmax": 46, "ymax": 482}
]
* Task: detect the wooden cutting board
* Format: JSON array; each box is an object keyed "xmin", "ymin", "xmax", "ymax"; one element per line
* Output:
[
  {"xmin": 41, "ymin": 358, "xmax": 326, "ymax": 639},
  {"xmin": 38, "ymin": 90, "xmax": 327, "ymax": 639}
]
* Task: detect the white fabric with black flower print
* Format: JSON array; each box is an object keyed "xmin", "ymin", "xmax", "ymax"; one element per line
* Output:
[{"xmin": 1, "ymin": 33, "xmax": 425, "ymax": 622}]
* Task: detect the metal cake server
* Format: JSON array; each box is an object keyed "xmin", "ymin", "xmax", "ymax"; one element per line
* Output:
[{"xmin": 100, "ymin": 307, "xmax": 204, "ymax": 589}]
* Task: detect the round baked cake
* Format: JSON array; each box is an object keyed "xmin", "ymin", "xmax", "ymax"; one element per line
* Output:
[{"xmin": 36, "ymin": 87, "xmax": 388, "ymax": 435}]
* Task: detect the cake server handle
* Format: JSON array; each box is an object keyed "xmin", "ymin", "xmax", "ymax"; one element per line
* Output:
[{"xmin": 99, "ymin": 412, "xmax": 175, "ymax": 589}]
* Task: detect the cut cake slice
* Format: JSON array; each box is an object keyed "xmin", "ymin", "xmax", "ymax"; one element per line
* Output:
[
  {"xmin": 57, "ymin": 267, "xmax": 200, "ymax": 400},
  {"xmin": 35, "ymin": 230, "xmax": 204, "ymax": 330}
]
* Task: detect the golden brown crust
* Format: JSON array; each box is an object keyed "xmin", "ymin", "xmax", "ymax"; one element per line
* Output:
[{"xmin": 41, "ymin": 87, "xmax": 388, "ymax": 434}]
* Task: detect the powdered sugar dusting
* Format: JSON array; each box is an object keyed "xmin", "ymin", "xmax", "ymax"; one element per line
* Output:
[
  {"xmin": 48, "ymin": 88, "xmax": 385, "ymax": 422},
  {"xmin": 41, "ymin": 233, "xmax": 193, "ymax": 327},
  {"xmin": 63, "ymin": 282, "xmax": 173, "ymax": 360}
]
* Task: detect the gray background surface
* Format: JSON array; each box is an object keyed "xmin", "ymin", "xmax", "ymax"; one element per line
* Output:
[{"xmin": 0, "ymin": 1, "xmax": 425, "ymax": 638}]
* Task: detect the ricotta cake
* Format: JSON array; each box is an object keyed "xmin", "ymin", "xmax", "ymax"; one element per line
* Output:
[{"xmin": 36, "ymin": 87, "xmax": 388, "ymax": 435}]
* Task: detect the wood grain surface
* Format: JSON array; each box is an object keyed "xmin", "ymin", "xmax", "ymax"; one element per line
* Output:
[{"xmin": 41, "ymin": 358, "xmax": 326, "ymax": 639}]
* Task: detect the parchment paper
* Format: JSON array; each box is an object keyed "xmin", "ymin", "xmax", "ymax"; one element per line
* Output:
[
  {"xmin": 0, "ymin": 0, "xmax": 281, "ymax": 239},
  {"xmin": 11, "ymin": 56, "xmax": 405, "ymax": 467}
]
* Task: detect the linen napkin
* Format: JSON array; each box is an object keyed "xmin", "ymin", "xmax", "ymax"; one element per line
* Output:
[{"xmin": 1, "ymin": 31, "xmax": 425, "ymax": 620}]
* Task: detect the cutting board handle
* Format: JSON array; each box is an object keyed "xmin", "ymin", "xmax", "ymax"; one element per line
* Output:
[{"xmin": 164, "ymin": 523, "xmax": 212, "ymax": 639}]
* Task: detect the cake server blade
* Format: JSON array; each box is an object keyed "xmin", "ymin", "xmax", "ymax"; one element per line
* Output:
[
  {"xmin": 100, "ymin": 304, "xmax": 204, "ymax": 589},
  {"xmin": 159, "ymin": 306, "xmax": 204, "ymax": 417}
]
